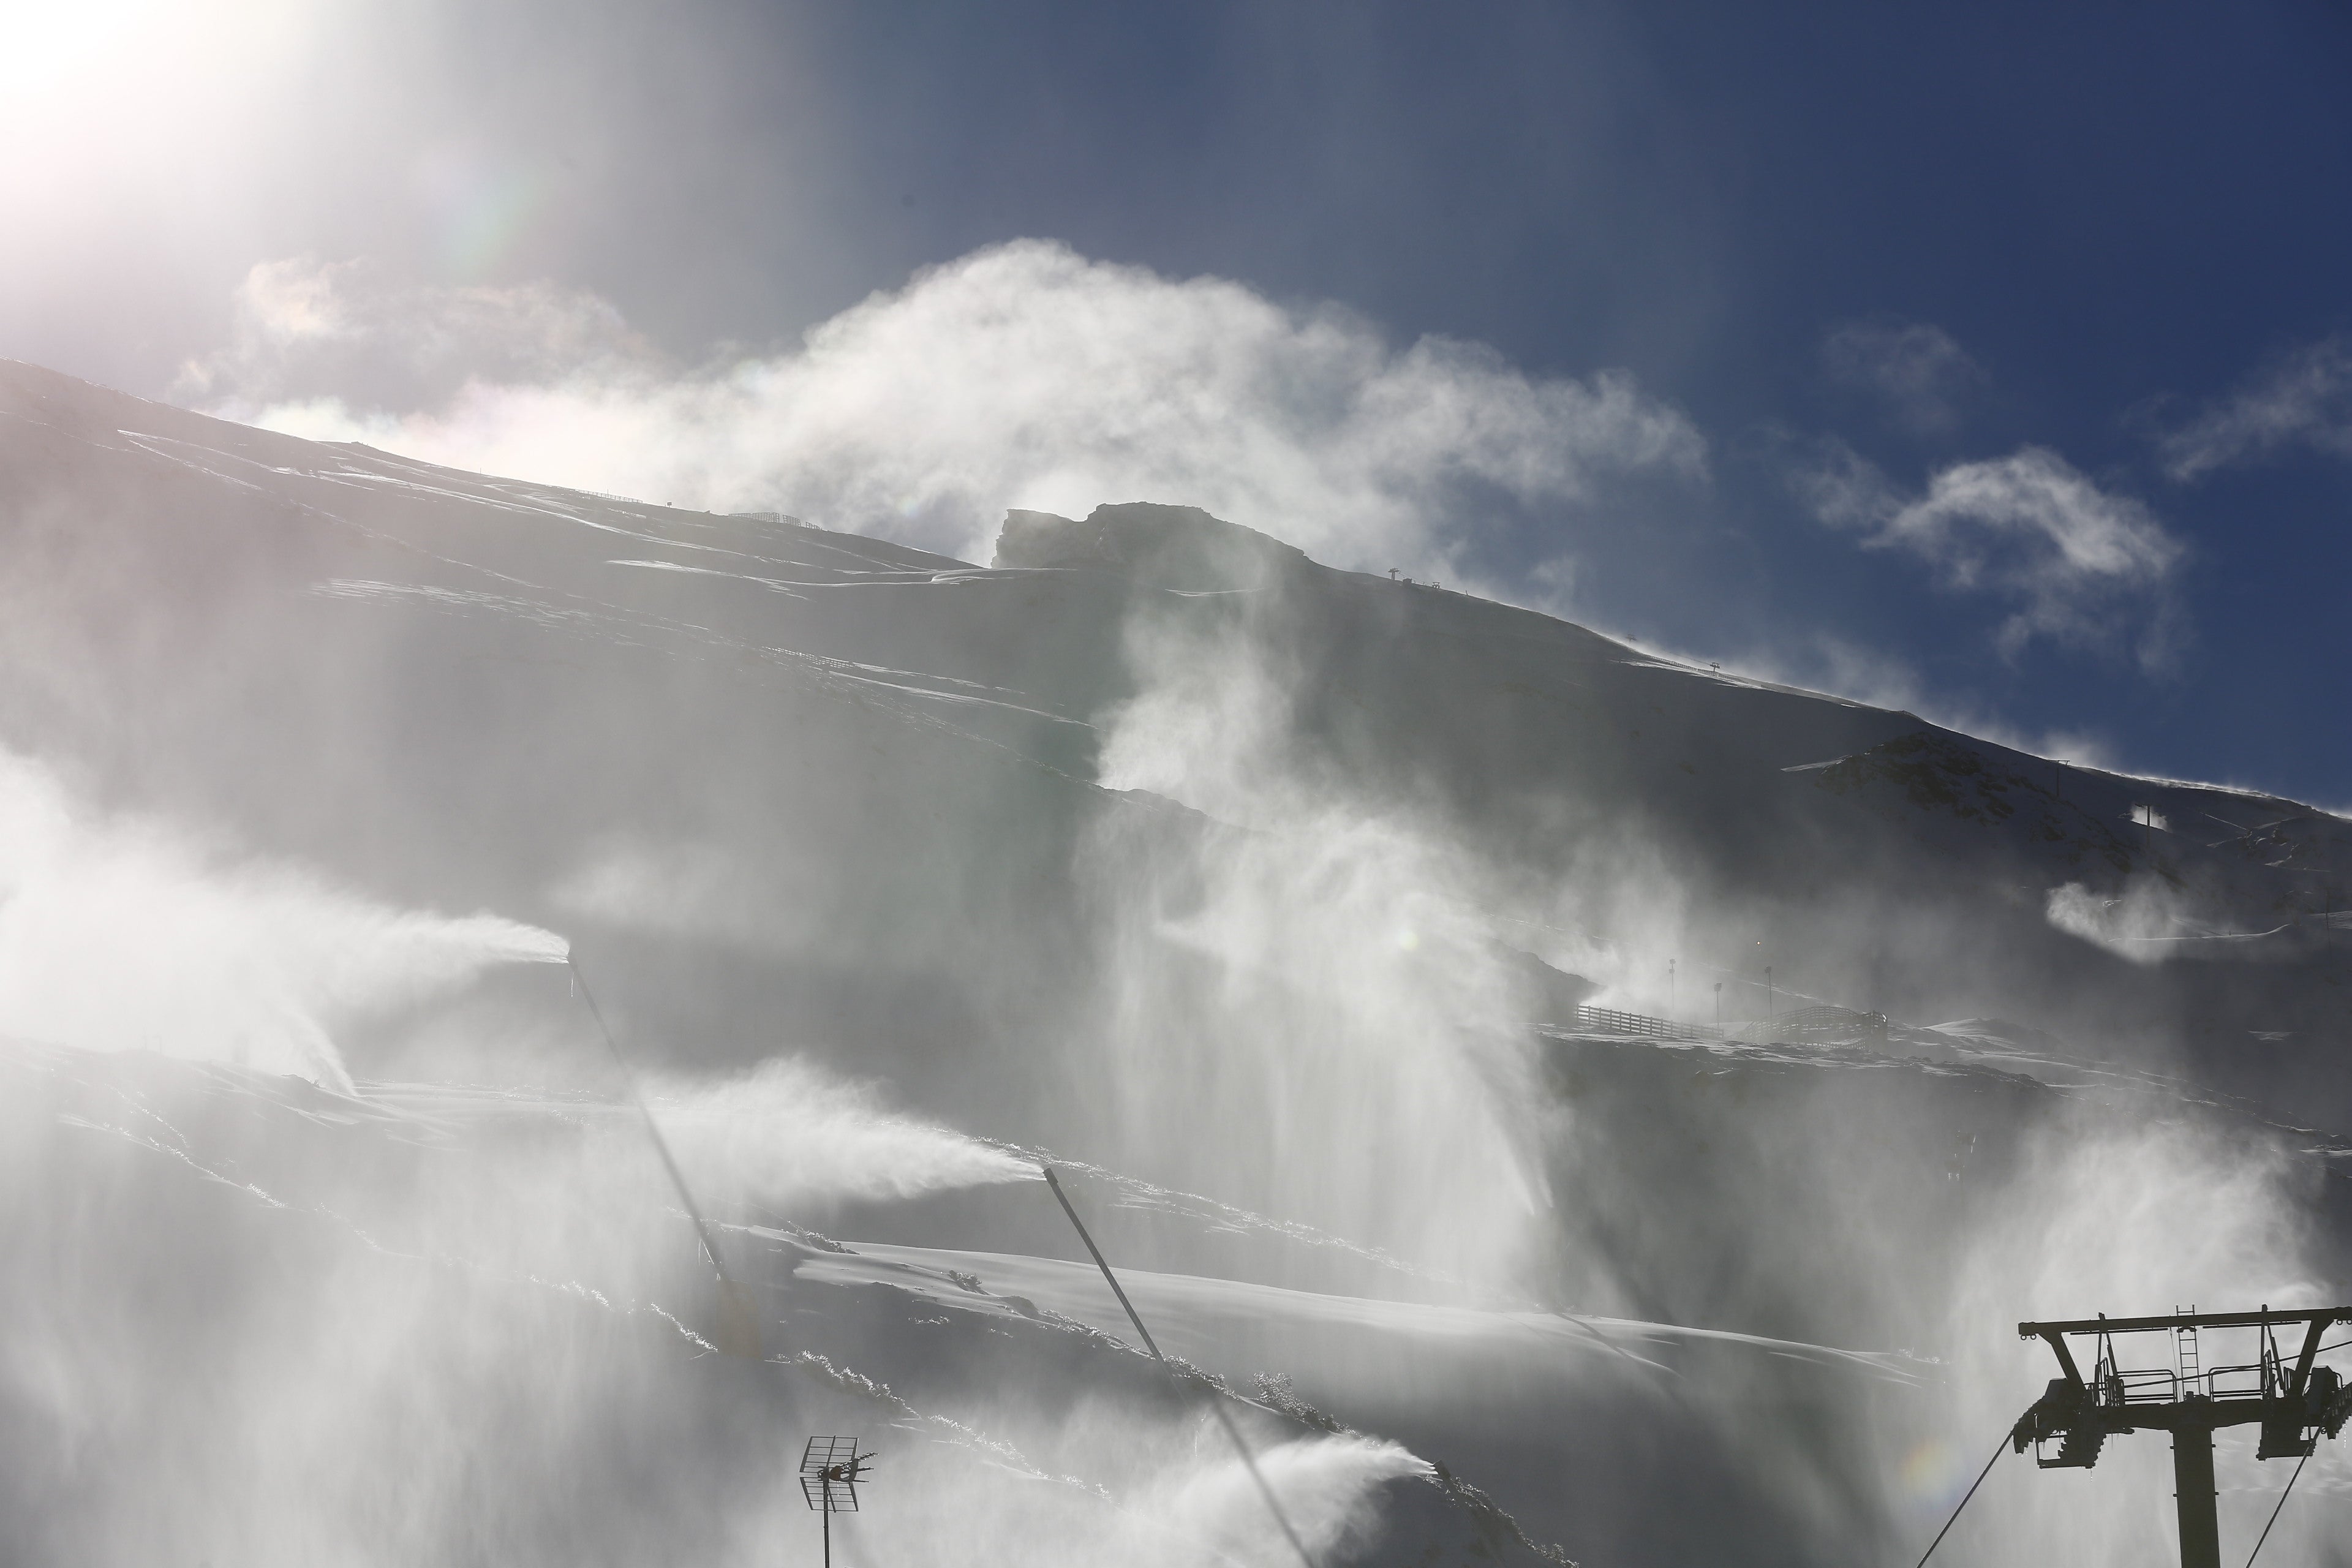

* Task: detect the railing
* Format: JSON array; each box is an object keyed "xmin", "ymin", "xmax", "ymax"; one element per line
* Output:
[
  {"xmin": 1561, "ymin": 1002, "xmax": 1894, "ymax": 1046},
  {"xmin": 2108, "ymin": 1368, "xmax": 2180, "ymax": 1405},
  {"xmin": 1568, "ymin": 1006, "xmax": 1720, "ymax": 1040},
  {"xmin": 2203, "ymin": 1362, "xmax": 2270, "ymax": 1401},
  {"xmin": 2089, "ymin": 1364, "xmax": 2279, "ymax": 1407}
]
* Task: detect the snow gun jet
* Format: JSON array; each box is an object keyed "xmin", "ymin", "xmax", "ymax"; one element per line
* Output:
[{"xmin": 2013, "ymin": 1306, "xmax": 2352, "ymax": 1568}]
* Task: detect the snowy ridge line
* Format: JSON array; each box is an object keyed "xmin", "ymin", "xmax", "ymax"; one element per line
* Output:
[
  {"xmin": 96, "ymin": 424, "xmax": 1111, "ymax": 786},
  {"xmin": 981, "ymin": 1139, "xmax": 1461, "ymax": 1291},
  {"xmin": 325, "ymin": 438, "xmax": 960, "ymax": 578},
  {"xmin": 192, "ymin": 432, "xmax": 822, "ymax": 571},
  {"xmin": 1428, "ymin": 1463, "xmax": 1581, "ymax": 1566},
  {"xmin": 606, "ymin": 556, "xmax": 962, "ymax": 592},
  {"xmin": 814, "ymin": 1239, "xmax": 1934, "ymax": 1389},
  {"xmin": 1537, "ymin": 1014, "xmax": 2352, "ymax": 1174},
  {"xmin": 309, "ymin": 570, "xmax": 1095, "ymax": 736}
]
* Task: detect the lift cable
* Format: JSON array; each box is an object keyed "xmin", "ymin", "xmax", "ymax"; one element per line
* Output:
[
  {"xmin": 1042, "ymin": 1166, "xmax": 1318, "ymax": 1568},
  {"xmin": 1910, "ymin": 1431, "xmax": 2008, "ymax": 1568},
  {"xmin": 2242, "ymin": 1444, "xmax": 2312, "ymax": 1568}
]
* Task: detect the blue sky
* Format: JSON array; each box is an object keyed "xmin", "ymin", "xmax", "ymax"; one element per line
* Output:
[{"xmin": 7, "ymin": 1, "xmax": 2350, "ymax": 801}]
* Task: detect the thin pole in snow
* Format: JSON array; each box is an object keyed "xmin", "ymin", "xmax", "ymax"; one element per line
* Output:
[
  {"xmin": 1042, "ymin": 1167, "xmax": 1317, "ymax": 1568},
  {"xmin": 570, "ymin": 956, "xmax": 761, "ymax": 1356},
  {"xmin": 570, "ymin": 958, "xmax": 727, "ymax": 1278}
]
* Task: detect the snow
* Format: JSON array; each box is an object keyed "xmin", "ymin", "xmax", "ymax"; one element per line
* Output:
[{"xmin": 2, "ymin": 358, "xmax": 2350, "ymax": 1566}]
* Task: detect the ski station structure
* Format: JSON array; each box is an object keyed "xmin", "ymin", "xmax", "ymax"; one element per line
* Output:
[{"xmin": 2013, "ymin": 1306, "xmax": 2352, "ymax": 1568}]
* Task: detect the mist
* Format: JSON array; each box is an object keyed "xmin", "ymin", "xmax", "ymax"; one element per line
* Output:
[
  {"xmin": 0, "ymin": 744, "xmax": 565, "ymax": 1093},
  {"xmin": 4, "ymin": 344, "xmax": 2348, "ymax": 1565},
  {"xmin": 649, "ymin": 1056, "xmax": 1040, "ymax": 1208}
]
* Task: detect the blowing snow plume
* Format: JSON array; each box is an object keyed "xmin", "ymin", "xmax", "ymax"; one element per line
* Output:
[
  {"xmin": 0, "ymin": 746, "xmax": 567, "ymax": 1093},
  {"xmin": 647, "ymin": 1056, "xmax": 1038, "ymax": 1209},
  {"xmin": 1080, "ymin": 571, "xmax": 1552, "ymax": 1288}
]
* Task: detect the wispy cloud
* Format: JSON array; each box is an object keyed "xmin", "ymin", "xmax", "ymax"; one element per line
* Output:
[
  {"xmin": 183, "ymin": 241, "xmax": 1706, "ymax": 574},
  {"xmin": 2157, "ymin": 331, "xmax": 2352, "ymax": 480},
  {"xmin": 1792, "ymin": 440, "xmax": 2182, "ymax": 667},
  {"xmin": 1820, "ymin": 318, "xmax": 1985, "ymax": 435},
  {"xmin": 178, "ymin": 255, "xmax": 653, "ymax": 415}
]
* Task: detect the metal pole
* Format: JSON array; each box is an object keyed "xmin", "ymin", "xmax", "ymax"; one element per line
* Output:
[
  {"xmin": 1042, "ymin": 1167, "xmax": 1317, "ymax": 1568},
  {"xmin": 570, "ymin": 959, "xmax": 729, "ymax": 1276},
  {"xmin": 570, "ymin": 959, "xmax": 767, "ymax": 1357},
  {"xmin": 2173, "ymin": 1419, "xmax": 2220, "ymax": 1568}
]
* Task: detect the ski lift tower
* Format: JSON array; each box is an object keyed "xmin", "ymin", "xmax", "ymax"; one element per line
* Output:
[
  {"xmin": 2013, "ymin": 1306, "xmax": 2352, "ymax": 1568},
  {"xmin": 799, "ymin": 1436, "xmax": 874, "ymax": 1568}
]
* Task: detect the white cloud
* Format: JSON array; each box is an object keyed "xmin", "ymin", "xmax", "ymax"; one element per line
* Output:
[
  {"xmin": 2158, "ymin": 332, "xmax": 2352, "ymax": 480},
  {"xmin": 186, "ymin": 241, "xmax": 1706, "ymax": 571},
  {"xmin": 1793, "ymin": 441, "xmax": 2182, "ymax": 666},
  {"xmin": 179, "ymin": 255, "xmax": 652, "ymax": 413},
  {"xmin": 1820, "ymin": 318, "xmax": 1984, "ymax": 435}
]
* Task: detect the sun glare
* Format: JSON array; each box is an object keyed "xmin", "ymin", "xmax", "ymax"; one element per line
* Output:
[
  {"xmin": 0, "ymin": 0, "xmax": 319, "ymax": 202},
  {"xmin": 0, "ymin": 0, "xmax": 170, "ymax": 101}
]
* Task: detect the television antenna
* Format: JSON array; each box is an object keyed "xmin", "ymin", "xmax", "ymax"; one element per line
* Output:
[
  {"xmin": 799, "ymin": 1435, "xmax": 875, "ymax": 1568},
  {"xmin": 2010, "ymin": 1306, "xmax": 2351, "ymax": 1568}
]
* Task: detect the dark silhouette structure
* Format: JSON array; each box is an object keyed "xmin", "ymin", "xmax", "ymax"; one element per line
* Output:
[
  {"xmin": 799, "ymin": 1436, "xmax": 873, "ymax": 1568},
  {"xmin": 2013, "ymin": 1307, "xmax": 2352, "ymax": 1568}
]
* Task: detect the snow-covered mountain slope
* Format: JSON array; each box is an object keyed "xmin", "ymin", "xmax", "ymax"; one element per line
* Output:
[{"xmin": 4, "ymin": 358, "xmax": 2350, "ymax": 1566}]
